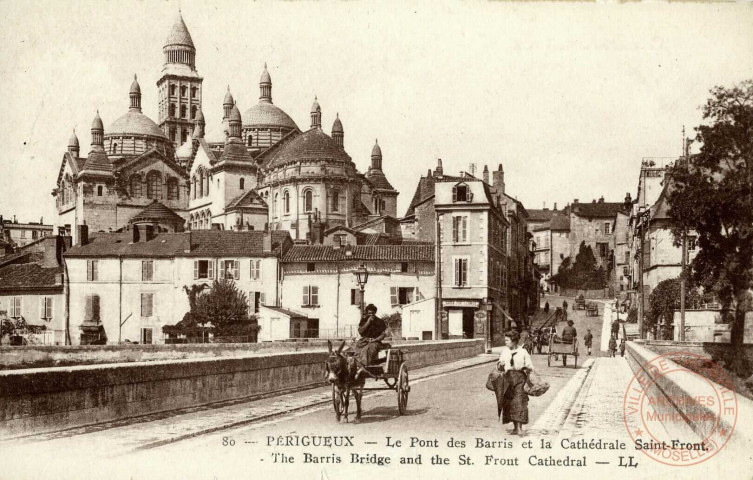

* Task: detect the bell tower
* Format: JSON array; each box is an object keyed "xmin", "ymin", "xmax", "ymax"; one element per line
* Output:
[{"xmin": 157, "ymin": 10, "xmax": 203, "ymax": 148}]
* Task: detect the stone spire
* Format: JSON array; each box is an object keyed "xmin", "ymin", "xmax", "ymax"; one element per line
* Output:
[
  {"xmin": 192, "ymin": 107, "xmax": 205, "ymax": 139},
  {"xmin": 310, "ymin": 96, "xmax": 321, "ymax": 129},
  {"xmin": 260, "ymin": 63, "xmax": 272, "ymax": 104},
  {"xmin": 129, "ymin": 74, "xmax": 141, "ymax": 112},
  {"xmin": 332, "ymin": 113, "xmax": 343, "ymax": 147},
  {"xmin": 90, "ymin": 111, "xmax": 104, "ymax": 152},
  {"xmin": 371, "ymin": 139, "xmax": 382, "ymax": 170},
  {"xmin": 163, "ymin": 9, "xmax": 196, "ymax": 69}
]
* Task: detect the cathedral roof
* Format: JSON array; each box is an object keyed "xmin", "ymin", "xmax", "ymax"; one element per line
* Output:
[
  {"xmin": 129, "ymin": 75, "xmax": 141, "ymax": 95},
  {"xmin": 129, "ymin": 200, "xmax": 185, "ymax": 226},
  {"xmin": 81, "ymin": 151, "xmax": 112, "ymax": 175},
  {"xmin": 164, "ymin": 11, "xmax": 195, "ymax": 49},
  {"xmin": 223, "ymin": 86, "xmax": 234, "ymax": 105},
  {"xmin": 106, "ymin": 110, "xmax": 167, "ymax": 139},
  {"xmin": 260, "ymin": 64, "xmax": 272, "ymax": 84},
  {"xmin": 68, "ymin": 130, "xmax": 79, "ymax": 148},
  {"xmin": 266, "ymin": 128, "xmax": 351, "ymax": 169},
  {"xmin": 242, "ymin": 102, "xmax": 299, "ymax": 130},
  {"xmin": 332, "ymin": 114, "xmax": 343, "ymax": 133},
  {"xmin": 371, "ymin": 140, "xmax": 382, "ymax": 158},
  {"xmin": 91, "ymin": 112, "xmax": 104, "ymax": 130},
  {"xmin": 365, "ymin": 168, "xmax": 396, "ymax": 191}
]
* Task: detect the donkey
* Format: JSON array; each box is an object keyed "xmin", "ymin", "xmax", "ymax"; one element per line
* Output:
[{"xmin": 325, "ymin": 340, "xmax": 365, "ymax": 422}]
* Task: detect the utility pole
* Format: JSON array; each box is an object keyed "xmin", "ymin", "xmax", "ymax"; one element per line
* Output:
[{"xmin": 679, "ymin": 127, "xmax": 690, "ymax": 341}]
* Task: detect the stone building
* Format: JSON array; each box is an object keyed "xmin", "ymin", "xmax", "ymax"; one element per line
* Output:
[
  {"xmin": 0, "ymin": 216, "xmax": 54, "ymax": 249},
  {"xmin": 568, "ymin": 197, "xmax": 626, "ymax": 269}
]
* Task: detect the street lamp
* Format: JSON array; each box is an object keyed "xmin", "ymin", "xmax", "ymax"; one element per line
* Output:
[
  {"xmin": 355, "ymin": 263, "xmax": 369, "ymax": 321},
  {"xmin": 483, "ymin": 297, "xmax": 494, "ymax": 354}
]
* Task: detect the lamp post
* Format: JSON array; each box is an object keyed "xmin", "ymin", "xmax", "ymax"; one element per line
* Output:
[
  {"xmin": 355, "ymin": 263, "xmax": 369, "ymax": 322},
  {"xmin": 483, "ymin": 297, "xmax": 494, "ymax": 354}
]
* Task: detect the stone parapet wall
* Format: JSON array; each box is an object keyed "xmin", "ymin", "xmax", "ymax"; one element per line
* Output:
[{"xmin": 0, "ymin": 339, "xmax": 483, "ymax": 436}]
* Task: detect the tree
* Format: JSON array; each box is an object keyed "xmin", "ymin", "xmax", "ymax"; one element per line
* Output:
[
  {"xmin": 666, "ymin": 79, "xmax": 753, "ymax": 375},
  {"xmin": 192, "ymin": 279, "xmax": 257, "ymax": 338},
  {"xmin": 551, "ymin": 242, "xmax": 608, "ymax": 290},
  {"xmin": 646, "ymin": 278, "xmax": 703, "ymax": 340}
]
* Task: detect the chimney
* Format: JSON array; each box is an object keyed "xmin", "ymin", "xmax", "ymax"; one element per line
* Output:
[
  {"xmin": 573, "ymin": 199, "xmax": 579, "ymax": 204},
  {"xmin": 144, "ymin": 224, "xmax": 156, "ymax": 241},
  {"xmin": 263, "ymin": 232, "xmax": 272, "ymax": 253},
  {"xmin": 77, "ymin": 225, "xmax": 89, "ymax": 246},
  {"xmin": 482, "ymin": 165, "xmax": 489, "ymax": 184},
  {"xmin": 492, "ymin": 164, "xmax": 505, "ymax": 195},
  {"xmin": 598, "ymin": 196, "xmax": 604, "ymax": 203},
  {"xmin": 427, "ymin": 169, "xmax": 432, "ymax": 178},
  {"xmin": 434, "ymin": 158, "xmax": 443, "ymax": 177},
  {"xmin": 132, "ymin": 225, "xmax": 140, "ymax": 243},
  {"xmin": 42, "ymin": 236, "xmax": 63, "ymax": 268},
  {"xmin": 554, "ymin": 202, "xmax": 558, "ymax": 211}
]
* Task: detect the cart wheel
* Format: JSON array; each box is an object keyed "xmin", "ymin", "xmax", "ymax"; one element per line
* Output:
[
  {"xmin": 397, "ymin": 363, "xmax": 409, "ymax": 415},
  {"xmin": 332, "ymin": 385, "xmax": 343, "ymax": 420},
  {"xmin": 547, "ymin": 354, "xmax": 551, "ymax": 367}
]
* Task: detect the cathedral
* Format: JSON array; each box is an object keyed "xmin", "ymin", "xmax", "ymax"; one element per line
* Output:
[{"xmin": 54, "ymin": 11, "xmax": 398, "ymax": 244}]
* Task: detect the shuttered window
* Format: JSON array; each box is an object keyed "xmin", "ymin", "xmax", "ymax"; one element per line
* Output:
[
  {"xmin": 142, "ymin": 260, "xmax": 154, "ymax": 281},
  {"xmin": 222, "ymin": 260, "xmax": 239, "ymax": 280},
  {"xmin": 302, "ymin": 286, "xmax": 319, "ymax": 306},
  {"xmin": 452, "ymin": 216, "xmax": 468, "ymax": 243},
  {"xmin": 141, "ymin": 293, "xmax": 154, "ymax": 317},
  {"xmin": 454, "ymin": 258, "xmax": 468, "ymax": 287},
  {"xmin": 390, "ymin": 287, "xmax": 398, "ymax": 306},
  {"xmin": 87, "ymin": 260, "xmax": 98, "ymax": 281},
  {"xmin": 11, "ymin": 297, "xmax": 22, "ymax": 318},
  {"xmin": 84, "ymin": 295, "xmax": 100, "ymax": 322},
  {"xmin": 40, "ymin": 297, "xmax": 53, "ymax": 320},
  {"xmin": 250, "ymin": 259, "xmax": 261, "ymax": 279}
]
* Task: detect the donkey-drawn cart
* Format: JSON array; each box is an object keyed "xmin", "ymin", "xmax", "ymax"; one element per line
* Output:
[
  {"xmin": 327, "ymin": 342, "xmax": 410, "ymax": 422},
  {"xmin": 547, "ymin": 335, "xmax": 579, "ymax": 368}
]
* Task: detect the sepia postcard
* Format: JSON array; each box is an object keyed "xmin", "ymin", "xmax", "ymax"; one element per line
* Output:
[{"xmin": 1, "ymin": 1, "xmax": 752, "ymax": 479}]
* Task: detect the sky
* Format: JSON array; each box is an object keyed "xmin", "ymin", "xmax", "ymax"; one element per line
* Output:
[{"xmin": 0, "ymin": 0, "xmax": 752, "ymax": 227}]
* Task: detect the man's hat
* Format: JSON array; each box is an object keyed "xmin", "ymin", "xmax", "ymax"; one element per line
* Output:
[{"xmin": 365, "ymin": 304, "xmax": 377, "ymax": 313}]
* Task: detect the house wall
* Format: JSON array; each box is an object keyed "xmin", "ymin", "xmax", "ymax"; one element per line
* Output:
[
  {"xmin": 0, "ymin": 293, "xmax": 65, "ymax": 345},
  {"xmin": 568, "ymin": 212, "xmax": 615, "ymax": 268}
]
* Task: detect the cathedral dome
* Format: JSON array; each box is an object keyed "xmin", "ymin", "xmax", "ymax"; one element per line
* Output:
[
  {"xmin": 267, "ymin": 128, "xmax": 351, "ymax": 169},
  {"xmin": 242, "ymin": 102, "xmax": 299, "ymax": 130},
  {"xmin": 107, "ymin": 110, "xmax": 167, "ymax": 139}
]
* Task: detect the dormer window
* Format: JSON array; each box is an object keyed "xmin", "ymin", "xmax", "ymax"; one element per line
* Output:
[{"xmin": 452, "ymin": 183, "xmax": 472, "ymax": 203}]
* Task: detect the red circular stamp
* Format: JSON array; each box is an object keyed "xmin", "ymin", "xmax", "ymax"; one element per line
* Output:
[{"xmin": 622, "ymin": 351, "xmax": 738, "ymax": 466}]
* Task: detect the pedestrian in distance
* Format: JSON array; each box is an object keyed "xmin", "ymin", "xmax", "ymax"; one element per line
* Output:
[
  {"xmin": 619, "ymin": 338, "xmax": 626, "ymax": 357},
  {"xmin": 608, "ymin": 335, "xmax": 617, "ymax": 358},
  {"xmin": 584, "ymin": 328, "xmax": 593, "ymax": 356},
  {"xmin": 496, "ymin": 330, "xmax": 534, "ymax": 436},
  {"xmin": 563, "ymin": 300, "xmax": 568, "ymax": 312},
  {"xmin": 544, "ymin": 302, "xmax": 550, "ymax": 315}
]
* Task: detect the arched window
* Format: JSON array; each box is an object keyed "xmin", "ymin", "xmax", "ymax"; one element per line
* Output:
[
  {"xmin": 283, "ymin": 190, "xmax": 290, "ymax": 214},
  {"xmin": 191, "ymin": 87, "xmax": 197, "ymax": 98},
  {"xmin": 169, "ymin": 84, "xmax": 176, "ymax": 96},
  {"xmin": 304, "ymin": 190, "xmax": 313, "ymax": 212},
  {"xmin": 169, "ymin": 104, "xmax": 176, "ymax": 117},
  {"xmin": 191, "ymin": 175, "xmax": 197, "ymax": 199},
  {"xmin": 167, "ymin": 178, "xmax": 180, "ymax": 200},
  {"xmin": 180, "ymin": 105, "xmax": 187, "ymax": 119},
  {"xmin": 111, "ymin": 142, "xmax": 118, "ymax": 154},
  {"xmin": 97, "ymin": 185, "xmax": 103, "ymax": 196},
  {"xmin": 331, "ymin": 190, "xmax": 340, "ymax": 212},
  {"xmin": 146, "ymin": 171, "xmax": 162, "ymax": 200},
  {"xmin": 191, "ymin": 105, "xmax": 197, "ymax": 119},
  {"xmin": 130, "ymin": 176, "xmax": 142, "ymax": 197},
  {"xmin": 180, "ymin": 85, "xmax": 187, "ymax": 97},
  {"xmin": 181, "ymin": 129, "xmax": 188, "ymax": 143},
  {"xmin": 204, "ymin": 170, "xmax": 210, "ymax": 196},
  {"xmin": 247, "ymin": 135, "xmax": 253, "ymax": 147},
  {"xmin": 240, "ymin": 178, "xmax": 245, "ymax": 190}
]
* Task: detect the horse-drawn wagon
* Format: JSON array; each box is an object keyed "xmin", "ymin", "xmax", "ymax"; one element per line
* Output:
[{"xmin": 586, "ymin": 302, "xmax": 599, "ymax": 317}]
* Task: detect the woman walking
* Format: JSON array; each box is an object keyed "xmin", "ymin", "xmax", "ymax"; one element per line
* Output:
[{"xmin": 496, "ymin": 330, "xmax": 534, "ymax": 435}]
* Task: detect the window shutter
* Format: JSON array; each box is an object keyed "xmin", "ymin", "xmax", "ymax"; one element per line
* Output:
[
  {"xmin": 454, "ymin": 259, "xmax": 459, "ymax": 286},
  {"xmin": 141, "ymin": 293, "xmax": 147, "ymax": 317},
  {"xmin": 152, "ymin": 294, "xmax": 156, "ymax": 317},
  {"xmin": 258, "ymin": 260, "xmax": 262, "ymax": 279},
  {"xmin": 416, "ymin": 287, "xmax": 423, "ymax": 300},
  {"xmin": 462, "ymin": 259, "xmax": 468, "ymax": 286},
  {"xmin": 194, "ymin": 260, "xmax": 198, "ymax": 280},
  {"xmin": 351, "ymin": 289, "xmax": 356, "ymax": 305},
  {"xmin": 92, "ymin": 295, "xmax": 100, "ymax": 322},
  {"xmin": 260, "ymin": 292, "xmax": 265, "ymax": 306},
  {"xmin": 142, "ymin": 261, "xmax": 146, "ymax": 281},
  {"xmin": 84, "ymin": 295, "xmax": 92, "ymax": 322},
  {"xmin": 234, "ymin": 260, "xmax": 240, "ymax": 280},
  {"xmin": 311, "ymin": 286, "xmax": 319, "ymax": 306},
  {"xmin": 87, "ymin": 261, "xmax": 92, "ymax": 281},
  {"xmin": 452, "ymin": 217, "xmax": 458, "ymax": 243},
  {"xmin": 303, "ymin": 286, "xmax": 309, "ymax": 306},
  {"xmin": 390, "ymin": 286, "xmax": 398, "ymax": 306},
  {"xmin": 40, "ymin": 297, "xmax": 45, "ymax": 319},
  {"xmin": 452, "ymin": 186, "xmax": 457, "ymax": 202},
  {"xmin": 208, "ymin": 261, "xmax": 214, "ymax": 279},
  {"xmin": 461, "ymin": 217, "xmax": 467, "ymax": 242}
]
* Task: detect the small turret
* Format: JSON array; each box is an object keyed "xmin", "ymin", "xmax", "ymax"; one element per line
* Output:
[
  {"xmin": 192, "ymin": 107, "xmax": 205, "ymax": 139},
  {"xmin": 371, "ymin": 139, "xmax": 382, "ymax": 170},
  {"xmin": 129, "ymin": 74, "xmax": 141, "ymax": 112},
  {"xmin": 228, "ymin": 103, "xmax": 242, "ymax": 140},
  {"xmin": 223, "ymin": 86, "xmax": 234, "ymax": 120},
  {"xmin": 68, "ymin": 129, "xmax": 80, "ymax": 157},
  {"xmin": 310, "ymin": 96, "xmax": 321, "ymax": 129},
  {"xmin": 260, "ymin": 63, "xmax": 272, "ymax": 103},
  {"xmin": 332, "ymin": 113, "xmax": 343, "ymax": 147},
  {"xmin": 90, "ymin": 111, "xmax": 104, "ymax": 152}
]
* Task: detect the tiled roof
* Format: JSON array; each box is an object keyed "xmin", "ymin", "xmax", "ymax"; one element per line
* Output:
[
  {"xmin": 242, "ymin": 102, "xmax": 298, "ymax": 130},
  {"xmin": 550, "ymin": 215, "xmax": 571, "ymax": 231},
  {"xmin": 219, "ymin": 141, "xmax": 256, "ymax": 165},
  {"xmin": 365, "ymin": 168, "xmax": 396, "ymax": 191},
  {"xmin": 571, "ymin": 201, "xmax": 625, "ymax": 218},
  {"xmin": 64, "ymin": 230, "xmax": 292, "ymax": 258},
  {"xmin": 527, "ymin": 209, "xmax": 556, "ymax": 222},
  {"xmin": 0, "ymin": 253, "xmax": 62, "ymax": 292},
  {"xmin": 266, "ymin": 128, "xmax": 352, "ymax": 170},
  {"xmin": 81, "ymin": 151, "xmax": 112, "ymax": 174},
  {"xmin": 262, "ymin": 305, "xmax": 307, "ymax": 318},
  {"xmin": 255, "ymin": 129, "xmax": 301, "ymax": 169},
  {"xmin": 165, "ymin": 12, "xmax": 194, "ymax": 48},
  {"xmin": 129, "ymin": 201, "xmax": 185, "ymax": 225},
  {"xmin": 226, "ymin": 190, "xmax": 267, "ymax": 210},
  {"xmin": 282, "ymin": 245, "xmax": 434, "ymax": 262}
]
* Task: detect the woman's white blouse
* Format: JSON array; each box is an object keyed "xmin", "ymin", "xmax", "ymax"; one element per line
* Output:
[{"xmin": 498, "ymin": 346, "xmax": 533, "ymax": 371}]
